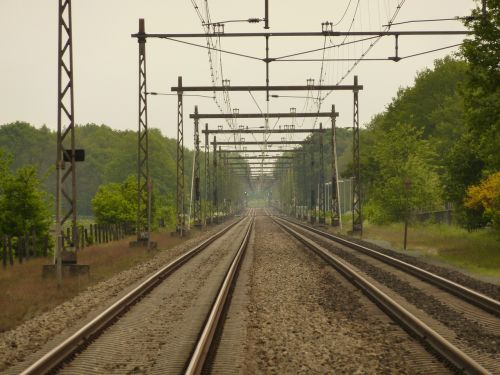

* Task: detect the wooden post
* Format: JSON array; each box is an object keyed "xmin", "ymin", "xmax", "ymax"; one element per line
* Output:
[
  {"xmin": 43, "ymin": 235, "xmax": 49, "ymax": 257},
  {"xmin": 8, "ymin": 237, "xmax": 13, "ymax": 266},
  {"xmin": 25, "ymin": 233, "xmax": 30, "ymax": 260},
  {"xmin": 2, "ymin": 236, "xmax": 6, "ymax": 268},
  {"xmin": 82, "ymin": 226, "xmax": 85, "ymax": 248},
  {"xmin": 18, "ymin": 237, "xmax": 23, "ymax": 264},
  {"xmin": 32, "ymin": 230, "xmax": 37, "ymax": 257},
  {"xmin": 66, "ymin": 227, "xmax": 71, "ymax": 246}
]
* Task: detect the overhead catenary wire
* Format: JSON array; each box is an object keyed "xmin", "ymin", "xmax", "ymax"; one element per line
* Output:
[{"xmin": 384, "ymin": 16, "xmax": 473, "ymax": 27}]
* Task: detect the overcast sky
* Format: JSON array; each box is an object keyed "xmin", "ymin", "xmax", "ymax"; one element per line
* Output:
[{"xmin": 0, "ymin": 0, "xmax": 476, "ymax": 149}]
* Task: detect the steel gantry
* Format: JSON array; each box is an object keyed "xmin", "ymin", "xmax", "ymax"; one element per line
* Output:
[
  {"xmin": 55, "ymin": 0, "xmax": 80, "ymax": 280},
  {"xmin": 204, "ymin": 124, "xmax": 211, "ymax": 224},
  {"xmin": 219, "ymin": 149, "xmax": 303, "ymax": 153},
  {"xmin": 330, "ymin": 105, "xmax": 341, "ymax": 228},
  {"xmin": 318, "ymin": 122, "xmax": 325, "ymax": 224},
  {"xmin": 132, "ymin": 18, "xmax": 469, "ymax": 235},
  {"xmin": 193, "ymin": 106, "xmax": 201, "ymax": 227},
  {"xmin": 214, "ymin": 141, "xmax": 310, "ymax": 146},
  {"xmin": 131, "ymin": 19, "xmax": 153, "ymax": 247},
  {"xmin": 202, "ymin": 128, "xmax": 324, "ymax": 134},
  {"xmin": 212, "ymin": 136, "xmax": 218, "ymax": 223},
  {"xmin": 176, "ymin": 77, "xmax": 186, "ymax": 235},
  {"xmin": 352, "ymin": 76, "xmax": 362, "ymax": 234}
]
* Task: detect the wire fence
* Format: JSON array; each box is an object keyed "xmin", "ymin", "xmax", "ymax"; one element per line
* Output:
[{"xmin": 1, "ymin": 222, "xmax": 134, "ymax": 269}]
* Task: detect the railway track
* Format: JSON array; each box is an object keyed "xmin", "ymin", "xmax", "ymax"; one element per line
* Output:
[
  {"xmin": 19, "ymin": 210, "xmax": 255, "ymax": 375},
  {"xmin": 269, "ymin": 210, "xmax": 499, "ymax": 375}
]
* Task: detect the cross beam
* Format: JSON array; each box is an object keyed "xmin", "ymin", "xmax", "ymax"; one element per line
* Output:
[
  {"xmin": 226, "ymin": 156, "xmax": 294, "ymax": 160},
  {"xmin": 219, "ymin": 149, "xmax": 303, "ymax": 153},
  {"xmin": 178, "ymin": 85, "xmax": 359, "ymax": 94},
  {"xmin": 133, "ymin": 31, "xmax": 470, "ymax": 39},
  {"xmin": 215, "ymin": 141, "xmax": 309, "ymax": 145},
  {"xmin": 228, "ymin": 162, "xmax": 292, "ymax": 165},
  {"xmin": 191, "ymin": 111, "xmax": 339, "ymax": 119},
  {"xmin": 202, "ymin": 128, "xmax": 323, "ymax": 134}
]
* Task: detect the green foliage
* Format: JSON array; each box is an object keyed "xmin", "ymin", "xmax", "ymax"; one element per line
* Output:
[
  {"xmin": 366, "ymin": 124, "xmax": 441, "ymax": 224},
  {"xmin": 0, "ymin": 156, "xmax": 52, "ymax": 252},
  {"xmin": 442, "ymin": 0, "xmax": 500, "ymax": 229},
  {"xmin": 465, "ymin": 171, "xmax": 500, "ymax": 231},
  {"xmin": 92, "ymin": 180, "xmax": 136, "ymax": 225},
  {"xmin": 461, "ymin": 0, "xmax": 500, "ymax": 174},
  {"xmin": 0, "ymin": 123, "xmax": 195, "ymax": 217}
]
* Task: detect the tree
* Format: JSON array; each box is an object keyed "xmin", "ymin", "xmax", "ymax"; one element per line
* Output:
[
  {"xmin": 0, "ymin": 164, "xmax": 52, "ymax": 253},
  {"xmin": 442, "ymin": 0, "xmax": 500, "ymax": 228},
  {"xmin": 365, "ymin": 124, "xmax": 441, "ymax": 247},
  {"xmin": 464, "ymin": 171, "xmax": 500, "ymax": 231},
  {"xmin": 461, "ymin": 0, "xmax": 500, "ymax": 173},
  {"xmin": 92, "ymin": 176, "xmax": 137, "ymax": 225},
  {"xmin": 92, "ymin": 174, "xmax": 167, "ymax": 229}
]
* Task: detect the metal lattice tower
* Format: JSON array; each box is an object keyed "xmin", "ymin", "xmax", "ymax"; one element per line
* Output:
[
  {"xmin": 330, "ymin": 105, "xmax": 341, "ymax": 227},
  {"xmin": 136, "ymin": 19, "xmax": 150, "ymax": 243},
  {"xmin": 213, "ymin": 136, "xmax": 218, "ymax": 222},
  {"xmin": 310, "ymin": 149, "xmax": 316, "ymax": 224},
  {"xmin": 176, "ymin": 76, "xmax": 185, "ymax": 235},
  {"xmin": 301, "ymin": 152, "xmax": 307, "ymax": 219},
  {"xmin": 55, "ymin": 0, "xmax": 78, "ymax": 270},
  {"xmin": 204, "ymin": 123, "xmax": 210, "ymax": 224},
  {"xmin": 193, "ymin": 106, "xmax": 201, "ymax": 226},
  {"xmin": 318, "ymin": 122, "xmax": 325, "ymax": 224},
  {"xmin": 352, "ymin": 76, "xmax": 362, "ymax": 234}
]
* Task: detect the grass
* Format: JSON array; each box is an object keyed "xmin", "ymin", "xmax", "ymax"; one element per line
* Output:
[
  {"xmin": 358, "ymin": 221, "xmax": 500, "ymax": 279},
  {"xmin": 0, "ymin": 231, "xmax": 187, "ymax": 333}
]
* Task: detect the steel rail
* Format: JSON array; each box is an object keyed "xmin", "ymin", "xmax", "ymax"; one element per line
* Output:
[
  {"xmin": 277, "ymin": 215, "xmax": 500, "ymax": 317},
  {"xmin": 271, "ymin": 215, "xmax": 491, "ymax": 375},
  {"xmin": 186, "ymin": 211, "xmax": 255, "ymax": 375},
  {"xmin": 19, "ymin": 216, "xmax": 246, "ymax": 375}
]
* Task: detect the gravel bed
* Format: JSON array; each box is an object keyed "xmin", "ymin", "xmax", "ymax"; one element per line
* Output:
[
  {"xmin": 57, "ymin": 218, "xmax": 250, "ymax": 375},
  {"xmin": 332, "ymin": 230, "xmax": 500, "ymax": 300},
  {"xmin": 0, "ymin": 220, "xmax": 236, "ymax": 373},
  {"xmin": 292, "ymin": 224, "xmax": 500, "ymax": 356},
  {"xmin": 281, "ymin": 216, "xmax": 500, "ymax": 300},
  {"xmin": 243, "ymin": 215, "xmax": 447, "ymax": 374}
]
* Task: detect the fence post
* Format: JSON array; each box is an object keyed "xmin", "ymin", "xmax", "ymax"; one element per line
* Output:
[
  {"xmin": 8, "ymin": 237, "xmax": 13, "ymax": 266},
  {"xmin": 2, "ymin": 236, "xmax": 6, "ymax": 268},
  {"xmin": 66, "ymin": 227, "xmax": 71, "ymax": 246},
  {"xmin": 32, "ymin": 230, "xmax": 37, "ymax": 257},
  {"xmin": 17, "ymin": 237, "xmax": 23, "ymax": 264},
  {"xmin": 25, "ymin": 233, "xmax": 30, "ymax": 260},
  {"xmin": 43, "ymin": 235, "xmax": 48, "ymax": 257},
  {"xmin": 78, "ymin": 226, "xmax": 82, "ymax": 249}
]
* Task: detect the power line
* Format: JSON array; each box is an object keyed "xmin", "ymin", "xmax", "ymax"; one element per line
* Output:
[
  {"xmin": 331, "ymin": 0, "xmax": 355, "ymax": 27},
  {"xmin": 161, "ymin": 37, "xmax": 261, "ymax": 61},
  {"xmin": 384, "ymin": 16, "xmax": 472, "ymax": 27},
  {"xmin": 398, "ymin": 43, "xmax": 463, "ymax": 60}
]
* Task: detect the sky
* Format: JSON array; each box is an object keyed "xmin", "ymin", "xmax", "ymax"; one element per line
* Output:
[{"xmin": 0, "ymin": 0, "xmax": 476, "ymax": 150}]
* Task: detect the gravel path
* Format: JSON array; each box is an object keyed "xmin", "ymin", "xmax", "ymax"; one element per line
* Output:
[
  {"xmin": 0, "ymin": 219, "xmax": 237, "ymax": 374},
  {"xmin": 241, "ymin": 215, "xmax": 449, "ymax": 374}
]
